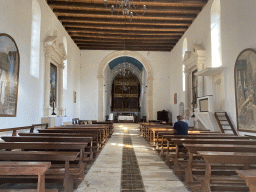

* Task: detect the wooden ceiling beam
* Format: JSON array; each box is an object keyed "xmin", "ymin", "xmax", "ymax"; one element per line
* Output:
[
  {"xmin": 65, "ymin": 26, "xmax": 186, "ymax": 33},
  {"xmin": 58, "ymin": 16, "xmax": 193, "ymax": 25},
  {"xmin": 50, "ymin": 5, "xmax": 202, "ymax": 15},
  {"xmin": 71, "ymin": 35, "xmax": 179, "ymax": 40},
  {"xmin": 47, "ymin": 0, "xmax": 206, "ymax": 8},
  {"xmin": 68, "ymin": 31, "xmax": 183, "ymax": 37},
  {"xmin": 79, "ymin": 47, "xmax": 172, "ymax": 52},
  {"xmin": 74, "ymin": 39, "xmax": 177, "ymax": 43},
  {"xmin": 61, "ymin": 20, "xmax": 190, "ymax": 27},
  {"xmin": 78, "ymin": 44, "xmax": 173, "ymax": 49},
  {"xmin": 55, "ymin": 13, "xmax": 195, "ymax": 21},
  {"xmin": 52, "ymin": 8, "xmax": 199, "ymax": 18},
  {"xmin": 76, "ymin": 42, "xmax": 175, "ymax": 46},
  {"xmin": 63, "ymin": 22, "xmax": 189, "ymax": 30}
]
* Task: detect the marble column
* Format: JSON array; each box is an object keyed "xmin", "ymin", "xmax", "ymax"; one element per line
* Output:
[{"xmin": 43, "ymin": 50, "xmax": 52, "ymax": 117}]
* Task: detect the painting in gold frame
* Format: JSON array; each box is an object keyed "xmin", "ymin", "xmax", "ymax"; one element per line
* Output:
[{"xmin": 0, "ymin": 34, "xmax": 20, "ymax": 117}]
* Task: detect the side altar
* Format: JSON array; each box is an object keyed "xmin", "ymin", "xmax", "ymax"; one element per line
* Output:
[{"xmin": 41, "ymin": 116, "xmax": 72, "ymax": 127}]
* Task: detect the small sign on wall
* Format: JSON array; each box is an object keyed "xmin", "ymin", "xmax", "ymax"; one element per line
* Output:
[
  {"xmin": 174, "ymin": 93, "xmax": 177, "ymax": 104},
  {"xmin": 73, "ymin": 91, "xmax": 76, "ymax": 103}
]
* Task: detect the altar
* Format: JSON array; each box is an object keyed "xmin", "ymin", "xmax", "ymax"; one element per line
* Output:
[
  {"xmin": 41, "ymin": 116, "xmax": 72, "ymax": 127},
  {"xmin": 118, "ymin": 116, "xmax": 134, "ymax": 122}
]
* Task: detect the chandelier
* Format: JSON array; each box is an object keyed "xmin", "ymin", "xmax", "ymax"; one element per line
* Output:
[{"xmin": 104, "ymin": 0, "xmax": 147, "ymax": 21}]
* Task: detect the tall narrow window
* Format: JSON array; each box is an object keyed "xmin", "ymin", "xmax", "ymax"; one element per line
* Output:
[
  {"xmin": 182, "ymin": 65, "xmax": 185, "ymax": 91},
  {"xmin": 30, "ymin": 0, "xmax": 41, "ymax": 78},
  {"xmin": 182, "ymin": 38, "xmax": 188, "ymax": 59},
  {"xmin": 63, "ymin": 37, "xmax": 67, "ymax": 90},
  {"xmin": 211, "ymin": 0, "xmax": 221, "ymax": 67},
  {"xmin": 182, "ymin": 38, "xmax": 187, "ymax": 91}
]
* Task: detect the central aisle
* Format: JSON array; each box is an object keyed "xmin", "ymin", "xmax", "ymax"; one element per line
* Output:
[{"xmin": 76, "ymin": 123, "xmax": 190, "ymax": 192}]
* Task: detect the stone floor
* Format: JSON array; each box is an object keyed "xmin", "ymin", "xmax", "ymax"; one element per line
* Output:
[{"xmin": 76, "ymin": 123, "xmax": 190, "ymax": 192}]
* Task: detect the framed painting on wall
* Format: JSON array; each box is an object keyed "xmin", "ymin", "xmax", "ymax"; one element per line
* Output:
[
  {"xmin": 0, "ymin": 34, "xmax": 20, "ymax": 117},
  {"xmin": 50, "ymin": 63, "xmax": 57, "ymax": 107},
  {"xmin": 235, "ymin": 49, "xmax": 256, "ymax": 133},
  {"xmin": 73, "ymin": 91, "xmax": 76, "ymax": 103},
  {"xmin": 174, "ymin": 93, "xmax": 177, "ymax": 104}
]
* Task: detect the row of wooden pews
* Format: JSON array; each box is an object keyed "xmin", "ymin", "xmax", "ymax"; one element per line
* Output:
[
  {"xmin": 140, "ymin": 122, "xmax": 256, "ymax": 192},
  {"xmin": 0, "ymin": 122, "xmax": 113, "ymax": 192}
]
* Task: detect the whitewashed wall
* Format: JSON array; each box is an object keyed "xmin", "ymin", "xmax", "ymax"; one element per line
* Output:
[
  {"xmin": 80, "ymin": 50, "xmax": 171, "ymax": 121},
  {"xmin": 169, "ymin": 0, "xmax": 256, "ymax": 134},
  {"xmin": 0, "ymin": 0, "xmax": 81, "ymax": 129}
]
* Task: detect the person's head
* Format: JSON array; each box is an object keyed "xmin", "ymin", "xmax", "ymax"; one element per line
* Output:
[{"xmin": 177, "ymin": 115, "xmax": 183, "ymax": 121}]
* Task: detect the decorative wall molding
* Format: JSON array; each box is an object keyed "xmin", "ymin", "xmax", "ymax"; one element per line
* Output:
[{"xmin": 43, "ymin": 35, "xmax": 66, "ymax": 117}]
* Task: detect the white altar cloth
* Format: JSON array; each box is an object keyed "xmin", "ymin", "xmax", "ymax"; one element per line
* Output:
[{"xmin": 118, "ymin": 116, "xmax": 134, "ymax": 122}]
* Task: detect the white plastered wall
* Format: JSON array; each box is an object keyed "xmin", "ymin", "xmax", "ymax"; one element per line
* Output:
[
  {"xmin": 80, "ymin": 50, "xmax": 171, "ymax": 121},
  {"xmin": 0, "ymin": 0, "xmax": 81, "ymax": 129},
  {"xmin": 169, "ymin": 0, "xmax": 256, "ymax": 135}
]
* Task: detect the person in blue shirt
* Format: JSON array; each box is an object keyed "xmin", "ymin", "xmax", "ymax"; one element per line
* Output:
[
  {"xmin": 174, "ymin": 116, "xmax": 189, "ymax": 150},
  {"xmin": 174, "ymin": 115, "xmax": 188, "ymax": 135}
]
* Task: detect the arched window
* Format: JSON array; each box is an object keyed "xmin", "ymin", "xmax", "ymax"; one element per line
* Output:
[
  {"xmin": 182, "ymin": 38, "xmax": 187, "ymax": 59},
  {"xmin": 63, "ymin": 37, "xmax": 67, "ymax": 90},
  {"xmin": 30, "ymin": 0, "xmax": 41, "ymax": 78},
  {"xmin": 211, "ymin": 0, "xmax": 221, "ymax": 67},
  {"xmin": 182, "ymin": 38, "xmax": 187, "ymax": 91}
]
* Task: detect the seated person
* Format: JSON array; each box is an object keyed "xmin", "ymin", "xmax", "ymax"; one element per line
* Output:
[
  {"xmin": 174, "ymin": 115, "xmax": 189, "ymax": 150},
  {"xmin": 174, "ymin": 115, "xmax": 188, "ymax": 135}
]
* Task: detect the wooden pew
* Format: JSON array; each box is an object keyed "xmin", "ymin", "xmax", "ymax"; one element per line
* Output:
[
  {"xmin": 236, "ymin": 170, "xmax": 256, "ymax": 192},
  {"xmin": 0, "ymin": 161, "xmax": 51, "ymax": 192},
  {"xmin": 18, "ymin": 133, "xmax": 98, "ymax": 157},
  {"xmin": 198, "ymin": 152, "xmax": 256, "ymax": 192},
  {"xmin": 183, "ymin": 143, "xmax": 256, "ymax": 190},
  {"xmin": 47, "ymin": 126, "xmax": 109, "ymax": 142},
  {"xmin": 165, "ymin": 136, "xmax": 250, "ymax": 179},
  {"xmin": 57, "ymin": 124, "xmax": 111, "ymax": 137},
  {"xmin": 0, "ymin": 142, "xmax": 88, "ymax": 178},
  {"xmin": 38, "ymin": 129, "xmax": 105, "ymax": 148},
  {"xmin": 162, "ymin": 134, "xmax": 242, "ymax": 156},
  {"xmin": 0, "ymin": 126, "xmax": 35, "ymax": 136},
  {"xmin": 0, "ymin": 151, "xmax": 79, "ymax": 192},
  {"xmin": 155, "ymin": 130, "xmax": 214, "ymax": 150},
  {"xmin": 1, "ymin": 137, "xmax": 94, "ymax": 161}
]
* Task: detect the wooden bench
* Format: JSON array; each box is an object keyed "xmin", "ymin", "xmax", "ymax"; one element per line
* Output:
[
  {"xmin": 198, "ymin": 152, "xmax": 256, "ymax": 192},
  {"xmin": 57, "ymin": 124, "xmax": 111, "ymax": 138},
  {"xmin": 0, "ymin": 151, "xmax": 79, "ymax": 192},
  {"xmin": 1, "ymin": 137, "xmax": 93, "ymax": 161},
  {"xmin": 165, "ymin": 137, "xmax": 250, "ymax": 179},
  {"xmin": 0, "ymin": 142, "xmax": 88, "ymax": 185},
  {"xmin": 183, "ymin": 143, "xmax": 256, "ymax": 189},
  {"xmin": 163, "ymin": 134, "xmax": 244, "ymax": 156},
  {"xmin": 18, "ymin": 133, "xmax": 98, "ymax": 156},
  {"xmin": 38, "ymin": 129, "xmax": 105, "ymax": 147},
  {"xmin": 155, "ymin": 130, "xmax": 214, "ymax": 150},
  {"xmin": 236, "ymin": 170, "xmax": 256, "ymax": 192},
  {"xmin": 0, "ymin": 162, "xmax": 51, "ymax": 192}
]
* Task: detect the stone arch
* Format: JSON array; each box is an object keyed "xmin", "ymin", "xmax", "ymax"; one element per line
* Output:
[{"xmin": 97, "ymin": 51, "xmax": 154, "ymax": 121}]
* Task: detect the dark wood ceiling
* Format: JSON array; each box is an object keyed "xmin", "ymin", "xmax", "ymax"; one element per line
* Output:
[{"xmin": 46, "ymin": 0, "xmax": 208, "ymax": 52}]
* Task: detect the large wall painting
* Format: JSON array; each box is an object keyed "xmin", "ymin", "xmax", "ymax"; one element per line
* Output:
[
  {"xmin": 235, "ymin": 49, "xmax": 256, "ymax": 132},
  {"xmin": 0, "ymin": 34, "xmax": 20, "ymax": 117},
  {"xmin": 50, "ymin": 63, "xmax": 57, "ymax": 108}
]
